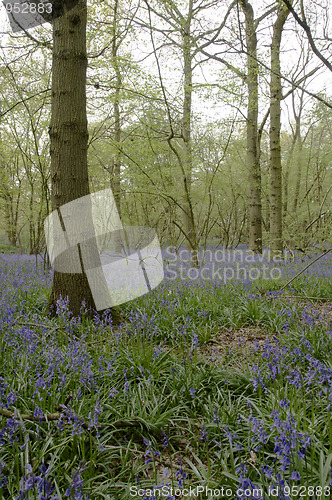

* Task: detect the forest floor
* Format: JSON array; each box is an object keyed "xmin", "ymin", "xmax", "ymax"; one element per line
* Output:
[{"xmin": 0, "ymin": 250, "xmax": 332, "ymax": 499}]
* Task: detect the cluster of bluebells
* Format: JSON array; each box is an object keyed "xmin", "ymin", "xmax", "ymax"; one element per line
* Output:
[
  {"xmin": 0, "ymin": 376, "xmax": 18, "ymax": 409},
  {"xmin": 250, "ymin": 332, "xmax": 332, "ymax": 411},
  {"xmin": 17, "ymin": 464, "xmax": 57, "ymax": 500},
  {"xmin": 127, "ymin": 309, "xmax": 159, "ymax": 339},
  {"xmin": 235, "ymin": 464, "xmax": 265, "ymax": 500},
  {"xmin": 1, "ymin": 251, "xmax": 332, "ymax": 496},
  {"xmin": 0, "ymin": 462, "xmax": 8, "ymax": 489},
  {"xmin": 175, "ymin": 457, "xmax": 187, "ymax": 487},
  {"xmin": 199, "ymin": 425, "xmax": 208, "ymax": 442},
  {"xmin": 0, "ymin": 416, "xmax": 21, "ymax": 446},
  {"xmin": 0, "ymin": 261, "xmax": 109, "ymax": 496},
  {"xmin": 65, "ymin": 465, "xmax": 91, "ymax": 500},
  {"xmin": 270, "ymin": 409, "xmax": 310, "ymax": 476},
  {"xmin": 143, "ymin": 438, "xmax": 160, "ymax": 465},
  {"xmin": 212, "ymin": 412, "xmax": 243, "ymax": 452},
  {"xmin": 249, "ymin": 416, "xmax": 269, "ymax": 452}
]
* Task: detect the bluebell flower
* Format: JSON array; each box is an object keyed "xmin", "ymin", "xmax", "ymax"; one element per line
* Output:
[
  {"xmin": 65, "ymin": 465, "xmax": 90, "ymax": 500},
  {"xmin": 162, "ymin": 430, "xmax": 169, "ymax": 447},
  {"xmin": 175, "ymin": 457, "xmax": 187, "ymax": 487},
  {"xmin": 143, "ymin": 438, "xmax": 160, "ymax": 465},
  {"xmin": 261, "ymin": 464, "xmax": 273, "ymax": 479},
  {"xmin": 213, "ymin": 410, "xmax": 221, "ymax": 423},
  {"xmin": 0, "ymin": 461, "xmax": 8, "ymax": 488},
  {"xmin": 279, "ymin": 398, "xmax": 290, "ymax": 409},
  {"xmin": 200, "ymin": 425, "xmax": 208, "ymax": 442},
  {"xmin": 109, "ymin": 388, "xmax": 119, "ymax": 398}
]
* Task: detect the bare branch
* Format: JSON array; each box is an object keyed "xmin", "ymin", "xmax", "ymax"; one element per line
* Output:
[{"xmin": 281, "ymin": 0, "xmax": 332, "ymax": 72}]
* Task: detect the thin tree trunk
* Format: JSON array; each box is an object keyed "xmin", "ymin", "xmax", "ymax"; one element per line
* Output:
[
  {"xmin": 4, "ymin": 194, "xmax": 17, "ymax": 246},
  {"xmin": 111, "ymin": 0, "xmax": 122, "ymax": 217},
  {"xmin": 181, "ymin": 2, "xmax": 198, "ymax": 265},
  {"xmin": 292, "ymin": 90, "xmax": 304, "ymax": 212},
  {"xmin": 29, "ymin": 181, "xmax": 36, "ymax": 254},
  {"xmin": 283, "ymin": 132, "xmax": 297, "ymax": 215},
  {"xmin": 270, "ymin": 2, "xmax": 290, "ymax": 256},
  {"xmin": 292, "ymin": 120, "xmax": 303, "ymax": 212},
  {"xmin": 240, "ymin": 0, "xmax": 262, "ymax": 253}
]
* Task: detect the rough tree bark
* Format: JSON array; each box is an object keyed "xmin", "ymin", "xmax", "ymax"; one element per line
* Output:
[
  {"xmin": 269, "ymin": 1, "xmax": 290, "ymax": 256},
  {"xmin": 48, "ymin": 0, "xmax": 95, "ymax": 315},
  {"xmin": 181, "ymin": 0, "xmax": 198, "ymax": 262},
  {"xmin": 48, "ymin": 0, "xmax": 119, "ymax": 321},
  {"xmin": 292, "ymin": 89, "xmax": 304, "ymax": 212},
  {"xmin": 240, "ymin": 0, "xmax": 262, "ymax": 254},
  {"xmin": 110, "ymin": 0, "xmax": 122, "ymax": 217}
]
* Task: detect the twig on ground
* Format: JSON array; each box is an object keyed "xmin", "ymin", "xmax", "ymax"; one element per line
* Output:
[
  {"xmin": 279, "ymin": 247, "xmax": 332, "ymax": 292},
  {"xmin": 0, "ymin": 407, "xmax": 62, "ymax": 421},
  {"xmin": 0, "ymin": 406, "xmax": 162, "ymax": 437},
  {"xmin": 281, "ymin": 295, "xmax": 332, "ymax": 302},
  {"xmin": 18, "ymin": 321, "xmax": 59, "ymax": 330}
]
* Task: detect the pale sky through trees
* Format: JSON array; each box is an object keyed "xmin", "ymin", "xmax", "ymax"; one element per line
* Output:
[{"xmin": 0, "ymin": 0, "xmax": 330, "ymax": 129}]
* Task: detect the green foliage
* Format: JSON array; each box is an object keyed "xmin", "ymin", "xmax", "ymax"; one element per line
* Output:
[
  {"xmin": 1, "ymin": 260, "xmax": 332, "ymax": 496},
  {"xmin": 0, "ymin": 242, "xmax": 19, "ymax": 254}
]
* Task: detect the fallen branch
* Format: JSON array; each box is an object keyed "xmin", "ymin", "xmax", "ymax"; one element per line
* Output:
[
  {"xmin": 0, "ymin": 407, "xmax": 62, "ymax": 422},
  {"xmin": 17, "ymin": 321, "xmax": 59, "ymax": 330},
  {"xmin": 0, "ymin": 405, "xmax": 97, "ymax": 435},
  {"xmin": 279, "ymin": 247, "xmax": 332, "ymax": 292},
  {"xmin": 281, "ymin": 295, "xmax": 332, "ymax": 302},
  {"xmin": 0, "ymin": 394, "xmax": 87, "ymax": 426},
  {"xmin": 0, "ymin": 407, "xmax": 162, "ymax": 437}
]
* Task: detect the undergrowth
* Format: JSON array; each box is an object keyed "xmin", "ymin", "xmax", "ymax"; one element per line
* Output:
[{"xmin": 0, "ymin": 254, "xmax": 331, "ymax": 499}]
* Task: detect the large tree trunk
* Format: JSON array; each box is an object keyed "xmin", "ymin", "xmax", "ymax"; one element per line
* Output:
[
  {"xmin": 269, "ymin": 2, "xmax": 290, "ymax": 256},
  {"xmin": 48, "ymin": 0, "xmax": 92, "ymax": 315},
  {"xmin": 240, "ymin": 0, "xmax": 262, "ymax": 253},
  {"xmin": 48, "ymin": 0, "xmax": 114, "ymax": 318}
]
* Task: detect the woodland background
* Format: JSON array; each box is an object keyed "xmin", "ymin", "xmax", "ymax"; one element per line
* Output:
[{"xmin": 0, "ymin": 0, "xmax": 331, "ymax": 257}]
